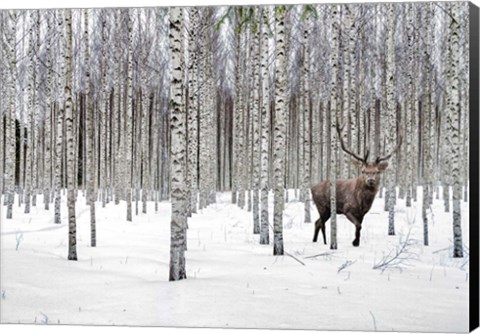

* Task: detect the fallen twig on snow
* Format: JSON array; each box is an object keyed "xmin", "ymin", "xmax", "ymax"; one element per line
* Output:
[
  {"xmin": 304, "ymin": 252, "xmax": 333, "ymax": 259},
  {"xmin": 373, "ymin": 228, "xmax": 419, "ymax": 272},
  {"xmin": 338, "ymin": 260, "xmax": 356, "ymax": 273},
  {"xmin": 369, "ymin": 311, "xmax": 378, "ymax": 331},
  {"xmin": 432, "ymin": 247, "xmax": 451, "ymax": 254},
  {"xmin": 285, "ymin": 251, "xmax": 306, "ymax": 266},
  {"xmin": 266, "ymin": 222, "xmax": 305, "ymax": 266}
]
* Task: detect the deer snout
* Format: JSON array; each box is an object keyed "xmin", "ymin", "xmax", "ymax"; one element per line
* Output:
[{"xmin": 367, "ymin": 178, "xmax": 375, "ymax": 186}]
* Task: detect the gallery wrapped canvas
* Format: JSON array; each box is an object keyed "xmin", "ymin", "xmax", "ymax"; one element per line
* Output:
[{"xmin": 0, "ymin": 0, "xmax": 478, "ymax": 333}]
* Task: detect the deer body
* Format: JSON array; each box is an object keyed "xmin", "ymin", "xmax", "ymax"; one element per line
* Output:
[
  {"xmin": 311, "ymin": 172, "xmax": 381, "ymax": 247},
  {"xmin": 312, "ymin": 118, "xmax": 402, "ymax": 247},
  {"xmin": 312, "ymin": 178, "xmax": 378, "ymax": 220}
]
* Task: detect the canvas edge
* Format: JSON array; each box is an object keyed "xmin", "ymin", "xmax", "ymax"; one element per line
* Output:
[{"xmin": 469, "ymin": 1, "xmax": 480, "ymax": 332}]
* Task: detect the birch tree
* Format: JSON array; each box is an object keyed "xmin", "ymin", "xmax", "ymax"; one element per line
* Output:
[
  {"xmin": 421, "ymin": 3, "xmax": 432, "ymax": 246},
  {"xmin": 83, "ymin": 9, "xmax": 97, "ymax": 247},
  {"xmin": 126, "ymin": 10, "xmax": 134, "ymax": 222},
  {"xmin": 259, "ymin": 7, "xmax": 270, "ymax": 245},
  {"xmin": 447, "ymin": 2, "xmax": 463, "ymax": 258},
  {"xmin": 65, "ymin": 8, "xmax": 77, "ymax": 261},
  {"xmin": 169, "ymin": 7, "xmax": 187, "ymax": 281},
  {"xmin": 385, "ymin": 3, "xmax": 397, "ymax": 236},
  {"xmin": 31, "ymin": 11, "xmax": 40, "ymax": 208},
  {"xmin": 302, "ymin": 12, "xmax": 311, "ymax": 224},
  {"xmin": 24, "ymin": 11, "xmax": 35, "ymax": 215},
  {"xmin": 251, "ymin": 9, "xmax": 261, "ymax": 234},
  {"xmin": 187, "ymin": 7, "xmax": 199, "ymax": 216},
  {"xmin": 43, "ymin": 13, "xmax": 53, "ymax": 211},
  {"xmin": 330, "ymin": 4, "xmax": 339, "ymax": 250},
  {"xmin": 5, "ymin": 10, "xmax": 16, "ymax": 219},
  {"xmin": 54, "ymin": 9, "xmax": 65, "ymax": 225},
  {"xmin": 405, "ymin": 3, "xmax": 415, "ymax": 208},
  {"xmin": 273, "ymin": 5, "xmax": 287, "ymax": 256}
]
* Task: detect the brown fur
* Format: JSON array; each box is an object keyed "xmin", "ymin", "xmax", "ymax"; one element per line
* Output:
[{"xmin": 311, "ymin": 162, "xmax": 388, "ymax": 247}]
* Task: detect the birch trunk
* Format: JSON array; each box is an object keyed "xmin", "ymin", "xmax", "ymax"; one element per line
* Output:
[
  {"xmin": 187, "ymin": 7, "xmax": 199, "ymax": 216},
  {"xmin": 44, "ymin": 13, "xmax": 53, "ymax": 211},
  {"xmin": 330, "ymin": 5, "xmax": 339, "ymax": 250},
  {"xmin": 447, "ymin": 2, "xmax": 463, "ymax": 258},
  {"xmin": 65, "ymin": 8, "xmax": 77, "ymax": 261},
  {"xmin": 421, "ymin": 3, "xmax": 432, "ymax": 246},
  {"xmin": 302, "ymin": 14, "xmax": 311, "ymax": 224},
  {"xmin": 31, "ymin": 11, "xmax": 40, "ymax": 208},
  {"xmin": 126, "ymin": 10, "xmax": 134, "ymax": 222},
  {"xmin": 113, "ymin": 11, "xmax": 124, "ymax": 205},
  {"xmin": 273, "ymin": 6, "xmax": 287, "ymax": 256},
  {"xmin": 100, "ymin": 11, "xmax": 109, "ymax": 208},
  {"xmin": 386, "ymin": 3, "xmax": 396, "ymax": 236},
  {"xmin": 169, "ymin": 7, "xmax": 187, "ymax": 281},
  {"xmin": 5, "ymin": 10, "xmax": 16, "ymax": 219},
  {"xmin": 54, "ymin": 10, "xmax": 65, "ymax": 225},
  {"xmin": 24, "ymin": 11, "xmax": 35, "ymax": 214},
  {"xmin": 251, "ymin": 10, "xmax": 261, "ymax": 234},
  {"xmin": 83, "ymin": 9, "xmax": 96, "ymax": 246},
  {"xmin": 405, "ymin": 3, "xmax": 415, "ymax": 208},
  {"xmin": 259, "ymin": 7, "xmax": 270, "ymax": 245}
]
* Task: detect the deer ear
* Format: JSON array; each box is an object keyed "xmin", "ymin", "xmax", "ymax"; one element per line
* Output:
[
  {"xmin": 351, "ymin": 159, "xmax": 363, "ymax": 168},
  {"xmin": 377, "ymin": 162, "xmax": 389, "ymax": 172}
]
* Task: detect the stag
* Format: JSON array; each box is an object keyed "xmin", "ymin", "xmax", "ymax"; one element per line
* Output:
[{"xmin": 311, "ymin": 120, "xmax": 402, "ymax": 247}]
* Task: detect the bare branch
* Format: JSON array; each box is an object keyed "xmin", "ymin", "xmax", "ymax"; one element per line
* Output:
[{"xmin": 373, "ymin": 228, "xmax": 419, "ymax": 272}]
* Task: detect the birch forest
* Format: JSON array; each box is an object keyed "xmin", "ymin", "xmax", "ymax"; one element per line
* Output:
[{"xmin": 0, "ymin": 1, "xmax": 471, "ymax": 285}]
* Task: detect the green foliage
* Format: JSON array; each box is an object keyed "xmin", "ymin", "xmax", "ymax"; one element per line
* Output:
[
  {"xmin": 216, "ymin": 5, "xmax": 312, "ymax": 35},
  {"xmin": 215, "ymin": 7, "xmax": 233, "ymax": 31},
  {"xmin": 237, "ymin": 7, "xmax": 258, "ymax": 33},
  {"xmin": 274, "ymin": 5, "xmax": 286, "ymax": 16},
  {"xmin": 301, "ymin": 5, "xmax": 318, "ymax": 21},
  {"xmin": 215, "ymin": 6, "xmax": 259, "ymax": 34}
]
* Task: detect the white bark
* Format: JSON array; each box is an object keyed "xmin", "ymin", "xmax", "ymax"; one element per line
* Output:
[
  {"xmin": 330, "ymin": 5, "xmax": 339, "ymax": 250},
  {"xmin": 259, "ymin": 7, "xmax": 270, "ymax": 245},
  {"xmin": 273, "ymin": 6, "xmax": 287, "ymax": 256},
  {"xmin": 84, "ymin": 9, "xmax": 96, "ymax": 246},
  {"xmin": 65, "ymin": 8, "xmax": 77, "ymax": 261},
  {"xmin": 169, "ymin": 7, "xmax": 187, "ymax": 281},
  {"xmin": 421, "ymin": 3, "xmax": 432, "ymax": 246},
  {"xmin": 386, "ymin": 3, "xmax": 397, "ymax": 236},
  {"xmin": 447, "ymin": 2, "xmax": 463, "ymax": 258},
  {"xmin": 5, "ymin": 10, "xmax": 16, "ymax": 219},
  {"xmin": 54, "ymin": 9, "xmax": 65, "ymax": 225},
  {"xmin": 44, "ymin": 13, "xmax": 53, "ymax": 211},
  {"xmin": 251, "ymin": 9, "xmax": 261, "ymax": 234},
  {"xmin": 187, "ymin": 7, "xmax": 199, "ymax": 216},
  {"xmin": 126, "ymin": 10, "xmax": 134, "ymax": 222},
  {"xmin": 302, "ymin": 13, "xmax": 311, "ymax": 224}
]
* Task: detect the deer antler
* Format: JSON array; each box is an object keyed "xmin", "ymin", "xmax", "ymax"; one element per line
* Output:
[
  {"xmin": 364, "ymin": 149, "xmax": 370, "ymax": 163},
  {"xmin": 336, "ymin": 116, "xmax": 366, "ymax": 163},
  {"xmin": 375, "ymin": 131, "xmax": 403, "ymax": 163}
]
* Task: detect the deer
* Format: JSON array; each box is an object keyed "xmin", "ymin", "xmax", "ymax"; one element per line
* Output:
[{"xmin": 311, "ymin": 119, "xmax": 403, "ymax": 247}]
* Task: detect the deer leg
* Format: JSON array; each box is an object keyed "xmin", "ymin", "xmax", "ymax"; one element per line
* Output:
[
  {"xmin": 313, "ymin": 212, "xmax": 329, "ymax": 244},
  {"xmin": 345, "ymin": 212, "xmax": 362, "ymax": 247},
  {"xmin": 352, "ymin": 224, "xmax": 362, "ymax": 247},
  {"xmin": 320, "ymin": 213, "xmax": 328, "ymax": 244},
  {"xmin": 313, "ymin": 219, "xmax": 321, "ymax": 242}
]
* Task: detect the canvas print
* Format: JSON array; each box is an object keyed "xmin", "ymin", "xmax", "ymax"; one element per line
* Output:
[{"xmin": 0, "ymin": 1, "xmax": 478, "ymax": 332}]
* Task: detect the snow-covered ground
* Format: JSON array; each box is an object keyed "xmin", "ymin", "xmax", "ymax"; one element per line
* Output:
[{"xmin": 0, "ymin": 188, "xmax": 470, "ymax": 332}]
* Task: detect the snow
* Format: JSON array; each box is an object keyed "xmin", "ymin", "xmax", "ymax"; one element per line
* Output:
[{"xmin": 0, "ymin": 187, "xmax": 471, "ymax": 332}]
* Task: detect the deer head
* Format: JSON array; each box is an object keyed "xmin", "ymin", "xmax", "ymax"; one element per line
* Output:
[{"xmin": 336, "ymin": 117, "xmax": 403, "ymax": 189}]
